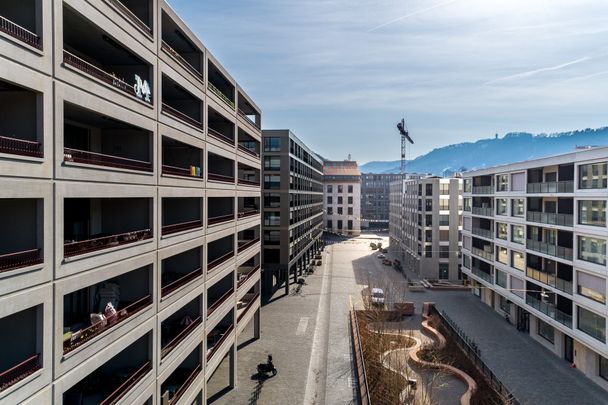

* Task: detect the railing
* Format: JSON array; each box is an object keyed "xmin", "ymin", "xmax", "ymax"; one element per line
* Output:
[
  {"xmin": 63, "ymin": 51, "xmax": 149, "ymax": 103},
  {"xmin": 206, "ymin": 325, "xmax": 234, "ymax": 361},
  {"xmin": 169, "ymin": 364, "xmax": 202, "ymax": 405},
  {"xmin": 0, "ymin": 248, "xmax": 42, "ymax": 273},
  {"xmin": 63, "ymin": 295, "xmax": 153, "ymax": 354},
  {"xmin": 526, "ymin": 239, "xmax": 573, "ymax": 260},
  {"xmin": 526, "ymin": 211, "xmax": 573, "ymax": 227},
  {"xmin": 238, "ymin": 144, "xmax": 259, "ymax": 157},
  {"xmin": 208, "ymin": 213, "xmax": 234, "ymax": 225},
  {"xmin": 526, "ymin": 267, "xmax": 573, "ymax": 295},
  {"xmin": 471, "ymin": 246, "xmax": 493, "ymax": 261},
  {"xmin": 238, "ymin": 237, "xmax": 260, "ymax": 253},
  {"xmin": 208, "ymin": 127, "xmax": 234, "ymax": 146},
  {"xmin": 238, "ymin": 109, "xmax": 260, "ymax": 129},
  {"xmin": 208, "ymin": 288, "xmax": 234, "ymax": 316},
  {"xmin": 238, "ymin": 177, "xmax": 260, "ymax": 186},
  {"xmin": 472, "ymin": 267, "xmax": 493, "ymax": 283},
  {"xmin": 237, "ymin": 293, "xmax": 260, "ymax": 322},
  {"xmin": 350, "ymin": 311, "xmax": 371, "ymax": 405},
  {"xmin": 0, "ymin": 135, "xmax": 42, "ymax": 158},
  {"xmin": 162, "ymin": 219, "xmax": 203, "ymax": 236},
  {"xmin": 238, "ymin": 265, "xmax": 260, "ymax": 287},
  {"xmin": 162, "ymin": 164, "xmax": 202, "ymax": 178},
  {"xmin": 472, "ymin": 206, "xmax": 493, "ymax": 217},
  {"xmin": 208, "ymin": 172, "xmax": 235, "ymax": 183},
  {"xmin": 472, "ymin": 185, "xmax": 493, "ymax": 194},
  {"xmin": 106, "ymin": 0, "xmax": 152, "ymax": 35},
  {"xmin": 238, "ymin": 209, "xmax": 260, "ymax": 218},
  {"xmin": 64, "ymin": 229, "xmax": 152, "ymax": 257},
  {"xmin": 208, "ymin": 82, "xmax": 235, "ymax": 109},
  {"xmin": 161, "ymin": 268, "xmax": 203, "ymax": 298},
  {"xmin": 64, "ymin": 148, "xmax": 153, "ymax": 172},
  {"xmin": 208, "ymin": 250, "xmax": 234, "ymax": 270},
  {"xmin": 99, "ymin": 360, "xmax": 152, "ymax": 405},
  {"xmin": 472, "ymin": 227, "xmax": 493, "ymax": 239},
  {"xmin": 0, "ymin": 15, "xmax": 41, "ymax": 49},
  {"xmin": 0, "ymin": 354, "xmax": 41, "ymax": 392},
  {"xmin": 161, "ymin": 103, "xmax": 203, "ymax": 128},
  {"xmin": 161, "ymin": 41, "xmax": 203, "ymax": 79},
  {"xmin": 527, "ymin": 180, "xmax": 574, "ymax": 194},
  {"xmin": 161, "ymin": 316, "xmax": 203, "ymax": 359},
  {"xmin": 526, "ymin": 294, "xmax": 572, "ymax": 328}
]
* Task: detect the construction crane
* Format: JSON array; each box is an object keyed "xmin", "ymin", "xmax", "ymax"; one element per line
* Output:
[{"xmin": 396, "ymin": 118, "xmax": 414, "ymax": 174}]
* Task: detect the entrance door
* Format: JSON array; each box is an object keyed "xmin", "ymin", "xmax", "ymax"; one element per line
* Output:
[
  {"xmin": 564, "ymin": 335, "xmax": 574, "ymax": 363},
  {"xmin": 517, "ymin": 307, "xmax": 530, "ymax": 333}
]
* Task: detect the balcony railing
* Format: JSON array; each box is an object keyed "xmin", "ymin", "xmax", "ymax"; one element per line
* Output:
[
  {"xmin": 238, "ymin": 265, "xmax": 260, "ymax": 288},
  {"xmin": 238, "ymin": 237, "xmax": 260, "ymax": 253},
  {"xmin": 64, "ymin": 148, "xmax": 153, "ymax": 172},
  {"xmin": 63, "ymin": 295, "xmax": 153, "ymax": 354},
  {"xmin": 0, "ymin": 15, "xmax": 41, "ymax": 49},
  {"xmin": 161, "ymin": 41, "xmax": 203, "ymax": 80},
  {"xmin": 526, "ymin": 239, "xmax": 573, "ymax": 261},
  {"xmin": 0, "ymin": 248, "xmax": 42, "ymax": 273},
  {"xmin": 206, "ymin": 325, "xmax": 234, "ymax": 361},
  {"xmin": 208, "ymin": 128, "xmax": 234, "ymax": 147},
  {"xmin": 237, "ymin": 293, "xmax": 260, "ymax": 322},
  {"xmin": 160, "ymin": 316, "xmax": 203, "ymax": 359},
  {"xmin": 162, "ymin": 219, "xmax": 203, "ymax": 236},
  {"xmin": 0, "ymin": 135, "xmax": 43, "ymax": 158},
  {"xmin": 472, "ymin": 185, "xmax": 493, "ymax": 194},
  {"xmin": 64, "ymin": 229, "xmax": 152, "ymax": 257},
  {"xmin": 161, "ymin": 268, "xmax": 203, "ymax": 298},
  {"xmin": 238, "ymin": 109, "xmax": 260, "ymax": 129},
  {"xmin": 99, "ymin": 360, "xmax": 152, "ymax": 405},
  {"xmin": 238, "ymin": 209, "xmax": 259, "ymax": 219},
  {"xmin": 208, "ymin": 213, "xmax": 234, "ymax": 225},
  {"xmin": 63, "ymin": 51, "xmax": 150, "ymax": 103},
  {"xmin": 526, "ymin": 211, "xmax": 573, "ymax": 227},
  {"xmin": 0, "ymin": 354, "xmax": 41, "ymax": 392},
  {"xmin": 472, "ymin": 207, "xmax": 493, "ymax": 217},
  {"xmin": 208, "ymin": 173, "xmax": 235, "ymax": 183},
  {"xmin": 106, "ymin": 0, "xmax": 152, "ymax": 36},
  {"xmin": 162, "ymin": 164, "xmax": 202, "ymax": 178},
  {"xmin": 208, "ymin": 82, "xmax": 235, "ymax": 109},
  {"xmin": 526, "ymin": 294, "xmax": 572, "ymax": 328},
  {"xmin": 207, "ymin": 288, "xmax": 234, "ymax": 316},
  {"xmin": 238, "ymin": 177, "xmax": 260, "ymax": 186},
  {"xmin": 471, "ymin": 246, "xmax": 493, "ymax": 261},
  {"xmin": 472, "ymin": 227, "xmax": 493, "ymax": 239},
  {"xmin": 526, "ymin": 267, "xmax": 573, "ymax": 295},
  {"xmin": 208, "ymin": 250, "xmax": 234, "ymax": 270},
  {"xmin": 527, "ymin": 180, "xmax": 574, "ymax": 194},
  {"xmin": 238, "ymin": 144, "xmax": 259, "ymax": 158},
  {"xmin": 161, "ymin": 103, "xmax": 203, "ymax": 129},
  {"xmin": 168, "ymin": 364, "xmax": 202, "ymax": 405},
  {"xmin": 472, "ymin": 267, "xmax": 493, "ymax": 284}
]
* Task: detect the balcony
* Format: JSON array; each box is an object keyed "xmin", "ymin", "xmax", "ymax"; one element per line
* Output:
[
  {"xmin": 208, "ymin": 197, "xmax": 234, "ymax": 226},
  {"xmin": 161, "ymin": 297, "xmax": 202, "ymax": 359},
  {"xmin": 237, "ymin": 92, "xmax": 261, "ymax": 129},
  {"xmin": 208, "ymin": 152, "xmax": 235, "ymax": 184},
  {"xmin": 207, "ymin": 235, "xmax": 234, "ymax": 271},
  {"xmin": 208, "ymin": 61, "xmax": 235, "ymax": 110},
  {"xmin": 472, "ymin": 185, "xmax": 493, "ymax": 194},
  {"xmin": 238, "ymin": 196, "xmax": 260, "ymax": 219},
  {"xmin": 106, "ymin": 0, "xmax": 152, "ymax": 36},
  {"xmin": 160, "ymin": 346, "xmax": 202, "ymax": 404},
  {"xmin": 0, "ymin": 80, "xmax": 42, "ymax": 158},
  {"xmin": 63, "ymin": 7, "xmax": 152, "ymax": 103},
  {"xmin": 208, "ymin": 106, "xmax": 235, "ymax": 147},
  {"xmin": 238, "ymin": 227, "xmax": 260, "ymax": 253},
  {"xmin": 472, "ymin": 227, "xmax": 492, "ymax": 239},
  {"xmin": 161, "ymin": 11, "xmax": 203, "ymax": 79},
  {"xmin": 472, "ymin": 207, "xmax": 493, "ymax": 217},
  {"xmin": 526, "ymin": 211, "xmax": 573, "ymax": 227},
  {"xmin": 0, "ymin": 354, "xmax": 41, "ymax": 393},
  {"xmin": 238, "ymin": 264, "xmax": 260, "ymax": 288},
  {"xmin": 162, "ymin": 136, "xmax": 203, "ymax": 179},
  {"xmin": 526, "ymin": 267, "xmax": 573, "ymax": 295},
  {"xmin": 472, "ymin": 267, "xmax": 493, "ymax": 284},
  {"xmin": 206, "ymin": 315, "xmax": 234, "ymax": 361},
  {"xmin": 527, "ymin": 181, "xmax": 574, "ymax": 194},
  {"xmin": 237, "ymin": 290, "xmax": 260, "ymax": 323},
  {"xmin": 238, "ymin": 129, "xmax": 260, "ymax": 158},
  {"xmin": 0, "ymin": 2, "xmax": 42, "ymax": 49},
  {"xmin": 238, "ymin": 163, "xmax": 260, "ymax": 187},
  {"xmin": 207, "ymin": 278, "xmax": 234, "ymax": 317},
  {"xmin": 526, "ymin": 294, "xmax": 572, "ymax": 328},
  {"xmin": 526, "ymin": 239, "xmax": 573, "ymax": 261},
  {"xmin": 0, "ymin": 198, "xmax": 42, "ymax": 272},
  {"xmin": 161, "ymin": 247, "xmax": 203, "ymax": 298},
  {"xmin": 162, "ymin": 197, "xmax": 203, "ymax": 236},
  {"xmin": 162, "ymin": 75, "xmax": 203, "ymax": 129},
  {"xmin": 471, "ymin": 246, "xmax": 493, "ymax": 261}
]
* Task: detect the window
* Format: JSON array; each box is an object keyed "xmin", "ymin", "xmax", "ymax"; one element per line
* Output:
[
  {"xmin": 496, "ymin": 223, "xmax": 507, "ymax": 240},
  {"xmin": 338, "ymin": 196, "xmax": 343, "ymax": 205},
  {"xmin": 264, "ymin": 193, "xmax": 280, "ymax": 208},
  {"xmin": 499, "ymin": 295, "xmax": 510, "ymax": 312},
  {"xmin": 439, "ymin": 263, "xmax": 449, "ymax": 279},
  {"xmin": 264, "ymin": 175, "xmax": 280, "ymax": 189},
  {"xmin": 511, "ymin": 250, "xmax": 525, "ymax": 271},
  {"xmin": 425, "ymin": 199, "xmax": 432, "ymax": 211},
  {"xmin": 439, "ymin": 230, "xmax": 449, "ymax": 241},
  {"xmin": 425, "ymin": 245, "xmax": 432, "ymax": 258},
  {"xmin": 577, "ymin": 271, "xmax": 606, "ymax": 304},
  {"xmin": 496, "ymin": 246, "xmax": 508, "ymax": 264},
  {"xmin": 327, "ymin": 196, "xmax": 333, "ymax": 205},
  {"xmin": 264, "ymin": 212, "xmax": 280, "ymax": 226},
  {"xmin": 496, "ymin": 270, "xmax": 507, "ymax": 288},
  {"xmin": 578, "ymin": 236, "xmax": 607, "ymax": 265},
  {"xmin": 511, "ymin": 198, "xmax": 524, "ymax": 217},
  {"xmin": 537, "ymin": 319, "xmax": 555, "ymax": 344},
  {"xmin": 337, "ymin": 207, "xmax": 343, "ymax": 215},
  {"xmin": 264, "ymin": 230, "xmax": 281, "ymax": 245},
  {"xmin": 600, "ymin": 356, "xmax": 608, "ymax": 381},
  {"xmin": 347, "ymin": 220, "xmax": 353, "ymax": 230},
  {"xmin": 264, "ymin": 137, "xmax": 281, "ymax": 152},
  {"xmin": 464, "ymin": 198, "xmax": 471, "ymax": 212},
  {"xmin": 338, "ymin": 185, "xmax": 343, "ymax": 193},
  {"xmin": 496, "ymin": 174, "xmax": 508, "ymax": 192},
  {"xmin": 579, "ymin": 162, "xmax": 607, "ymax": 189},
  {"xmin": 440, "ymin": 198, "xmax": 449, "ymax": 210},
  {"xmin": 264, "ymin": 156, "xmax": 281, "ymax": 170},
  {"xmin": 439, "ymin": 215, "xmax": 449, "ymax": 226},
  {"xmin": 440, "ymin": 183, "xmax": 449, "ymax": 195},
  {"xmin": 425, "ymin": 215, "xmax": 432, "ymax": 226},
  {"xmin": 577, "ymin": 306, "xmax": 606, "ymax": 343},
  {"xmin": 327, "ymin": 220, "xmax": 333, "ymax": 229},
  {"xmin": 348, "ymin": 207, "xmax": 353, "ymax": 215},
  {"xmin": 439, "ymin": 246, "xmax": 449, "ymax": 258},
  {"xmin": 464, "ymin": 179, "xmax": 471, "ymax": 193},
  {"xmin": 327, "ymin": 207, "xmax": 333, "ymax": 215},
  {"xmin": 348, "ymin": 185, "xmax": 353, "ymax": 193},
  {"xmin": 348, "ymin": 196, "xmax": 353, "ymax": 204},
  {"xmin": 337, "ymin": 220, "xmax": 343, "ymax": 230},
  {"xmin": 426, "ymin": 184, "xmax": 433, "ymax": 196},
  {"xmin": 511, "ymin": 225, "xmax": 525, "ymax": 244},
  {"xmin": 327, "ymin": 185, "xmax": 333, "ymax": 193},
  {"xmin": 496, "ymin": 198, "xmax": 508, "ymax": 215},
  {"xmin": 463, "ymin": 254, "xmax": 470, "ymax": 269},
  {"xmin": 578, "ymin": 200, "xmax": 606, "ymax": 227}
]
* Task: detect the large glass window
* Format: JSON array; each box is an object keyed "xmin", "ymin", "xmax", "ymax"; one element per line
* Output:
[
  {"xmin": 338, "ymin": 185, "xmax": 343, "ymax": 193},
  {"xmin": 600, "ymin": 356, "xmax": 608, "ymax": 381},
  {"xmin": 464, "ymin": 179, "xmax": 471, "ymax": 193},
  {"xmin": 511, "ymin": 198, "xmax": 524, "ymax": 217},
  {"xmin": 264, "ymin": 193, "xmax": 280, "ymax": 208},
  {"xmin": 348, "ymin": 185, "xmax": 353, "ymax": 193},
  {"xmin": 439, "ymin": 215, "xmax": 449, "ymax": 226},
  {"xmin": 425, "ymin": 199, "xmax": 433, "ymax": 211},
  {"xmin": 496, "ymin": 246, "xmax": 508, "ymax": 264},
  {"xmin": 578, "ymin": 236, "xmax": 607, "ymax": 265},
  {"xmin": 440, "ymin": 198, "xmax": 449, "ymax": 210},
  {"xmin": 577, "ymin": 306, "xmax": 606, "ymax": 343},
  {"xmin": 511, "ymin": 225, "xmax": 525, "ymax": 244},
  {"xmin": 496, "ymin": 174, "xmax": 508, "ymax": 192},
  {"xmin": 496, "ymin": 223, "xmax": 507, "ymax": 240},
  {"xmin": 264, "ymin": 174, "xmax": 280, "ymax": 189},
  {"xmin": 327, "ymin": 185, "xmax": 333, "ymax": 193},
  {"xmin": 264, "ymin": 137, "xmax": 281, "ymax": 152},
  {"xmin": 327, "ymin": 196, "xmax": 333, "ymax": 204},
  {"xmin": 537, "ymin": 319, "xmax": 555, "ymax": 344},
  {"xmin": 440, "ymin": 183, "xmax": 450, "ymax": 195},
  {"xmin": 426, "ymin": 184, "xmax": 433, "ymax": 196},
  {"xmin": 577, "ymin": 271, "xmax": 606, "ymax": 304},
  {"xmin": 264, "ymin": 156, "xmax": 281, "ymax": 170},
  {"xmin": 578, "ymin": 200, "xmax": 606, "ymax": 227},
  {"xmin": 496, "ymin": 198, "xmax": 508, "ymax": 215},
  {"xmin": 264, "ymin": 212, "xmax": 280, "ymax": 226},
  {"xmin": 511, "ymin": 250, "xmax": 525, "ymax": 271},
  {"xmin": 496, "ymin": 269, "xmax": 507, "ymax": 288},
  {"xmin": 464, "ymin": 198, "xmax": 471, "ymax": 212},
  {"xmin": 579, "ymin": 162, "xmax": 607, "ymax": 189}
]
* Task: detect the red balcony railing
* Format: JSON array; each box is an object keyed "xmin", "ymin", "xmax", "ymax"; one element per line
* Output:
[
  {"xmin": 106, "ymin": 0, "xmax": 153, "ymax": 36},
  {"xmin": 0, "ymin": 15, "xmax": 41, "ymax": 49},
  {"xmin": 238, "ymin": 178, "xmax": 260, "ymax": 186},
  {"xmin": 0, "ymin": 135, "xmax": 42, "ymax": 158},
  {"xmin": 208, "ymin": 173, "xmax": 235, "ymax": 184},
  {"xmin": 208, "ymin": 128, "xmax": 234, "ymax": 147},
  {"xmin": 237, "ymin": 144, "xmax": 259, "ymax": 158},
  {"xmin": 169, "ymin": 364, "xmax": 202, "ymax": 405},
  {"xmin": 161, "ymin": 268, "xmax": 203, "ymax": 298},
  {"xmin": 238, "ymin": 209, "xmax": 259, "ymax": 219},
  {"xmin": 207, "ymin": 288, "xmax": 234, "ymax": 316},
  {"xmin": 238, "ymin": 293, "xmax": 260, "ymax": 322},
  {"xmin": 206, "ymin": 325, "xmax": 234, "ymax": 361},
  {"xmin": 64, "ymin": 229, "xmax": 152, "ymax": 258},
  {"xmin": 63, "ymin": 51, "xmax": 150, "ymax": 103},
  {"xmin": 162, "ymin": 219, "xmax": 203, "ymax": 236},
  {"xmin": 63, "ymin": 295, "xmax": 153, "ymax": 354},
  {"xmin": 208, "ymin": 213, "xmax": 234, "ymax": 226},
  {"xmin": 161, "ymin": 316, "xmax": 203, "ymax": 359},
  {"xmin": 238, "ymin": 109, "xmax": 260, "ymax": 129},
  {"xmin": 207, "ymin": 251, "xmax": 234, "ymax": 270},
  {"xmin": 0, "ymin": 248, "xmax": 42, "ymax": 273},
  {"xmin": 161, "ymin": 41, "xmax": 203, "ymax": 80},
  {"xmin": 64, "ymin": 148, "xmax": 153, "ymax": 172},
  {"xmin": 162, "ymin": 164, "xmax": 202, "ymax": 178},
  {"xmin": 162, "ymin": 103, "xmax": 203, "ymax": 129},
  {"xmin": 238, "ymin": 238, "xmax": 260, "ymax": 253},
  {"xmin": 238, "ymin": 265, "xmax": 260, "ymax": 288},
  {"xmin": 0, "ymin": 354, "xmax": 41, "ymax": 392},
  {"xmin": 99, "ymin": 360, "xmax": 152, "ymax": 405}
]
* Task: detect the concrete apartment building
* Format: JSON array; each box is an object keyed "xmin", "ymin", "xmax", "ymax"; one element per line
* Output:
[
  {"xmin": 0, "ymin": 1, "xmax": 262, "ymax": 403},
  {"xmin": 361, "ymin": 173, "xmax": 404, "ymax": 230},
  {"xmin": 462, "ymin": 147, "xmax": 608, "ymax": 390},
  {"xmin": 323, "ymin": 160, "xmax": 362, "ymax": 236},
  {"xmin": 261, "ymin": 130, "xmax": 324, "ymax": 296},
  {"xmin": 389, "ymin": 176, "xmax": 463, "ymax": 280}
]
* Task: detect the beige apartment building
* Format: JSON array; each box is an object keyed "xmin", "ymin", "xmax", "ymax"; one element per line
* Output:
[
  {"xmin": 0, "ymin": 1, "xmax": 261, "ymax": 403},
  {"xmin": 462, "ymin": 147, "xmax": 608, "ymax": 390},
  {"xmin": 323, "ymin": 160, "xmax": 361, "ymax": 236}
]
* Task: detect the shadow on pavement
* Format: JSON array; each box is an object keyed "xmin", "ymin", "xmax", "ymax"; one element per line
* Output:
[{"xmin": 207, "ymin": 386, "xmax": 233, "ymax": 404}]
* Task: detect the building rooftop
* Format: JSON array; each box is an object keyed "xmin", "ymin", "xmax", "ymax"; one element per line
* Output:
[{"xmin": 323, "ymin": 161, "xmax": 360, "ymax": 176}]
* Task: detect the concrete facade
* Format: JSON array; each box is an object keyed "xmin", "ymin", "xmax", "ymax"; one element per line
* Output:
[
  {"xmin": 323, "ymin": 160, "xmax": 362, "ymax": 236},
  {"xmin": 0, "ymin": 1, "xmax": 261, "ymax": 403}
]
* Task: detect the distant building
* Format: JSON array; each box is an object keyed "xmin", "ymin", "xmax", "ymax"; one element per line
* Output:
[
  {"xmin": 323, "ymin": 161, "xmax": 362, "ymax": 236},
  {"xmin": 361, "ymin": 173, "xmax": 405, "ymax": 230}
]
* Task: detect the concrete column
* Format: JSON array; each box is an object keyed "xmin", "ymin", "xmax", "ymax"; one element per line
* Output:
[
  {"xmin": 229, "ymin": 343, "xmax": 237, "ymax": 388},
  {"xmin": 284, "ymin": 267, "xmax": 290, "ymax": 295},
  {"xmin": 254, "ymin": 308, "xmax": 261, "ymax": 339}
]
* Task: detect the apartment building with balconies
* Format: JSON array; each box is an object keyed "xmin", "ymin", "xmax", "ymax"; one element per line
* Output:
[
  {"xmin": 461, "ymin": 147, "xmax": 608, "ymax": 390},
  {"xmin": 323, "ymin": 160, "xmax": 362, "ymax": 236},
  {"xmin": 0, "ymin": 1, "xmax": 261, "ymax": 403},
  {"xmin": 261, "ymin": 130, "xmax": 323, "ymax": 297},
  {"xmin": 361, "ymin": 173, "xmax": 404, "ymax": 230}
]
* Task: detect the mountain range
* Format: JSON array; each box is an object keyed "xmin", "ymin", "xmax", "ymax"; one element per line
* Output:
[{"xmin": 359, "ymin": 127, "xmax": 608, "ymax": 175}]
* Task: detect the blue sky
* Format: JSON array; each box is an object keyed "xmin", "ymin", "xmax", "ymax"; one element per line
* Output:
[{"xmin": 168, "ymin": 0, "xmax": 608, "ymax": 163}]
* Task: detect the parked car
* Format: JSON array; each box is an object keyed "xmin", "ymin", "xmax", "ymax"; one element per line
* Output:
[
  {"xmin": 377, "ymin": 253, "xmax": 386, "ymax": 259},
  {"xmin": 381, "ymin": 248, "xmax": 388, "ymax": 254},
  {"xmin": 370, "ymin": 288, "xmax": 385, "ymax": 306},
  {"xmin": 382, "ymin": 259, "xmax": 392, "ymax": 266}
]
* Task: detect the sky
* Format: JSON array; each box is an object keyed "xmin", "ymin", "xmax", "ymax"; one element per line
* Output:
[{"xmin": 167, "ymin": 0, "xmax": 608, "ymax": 163}]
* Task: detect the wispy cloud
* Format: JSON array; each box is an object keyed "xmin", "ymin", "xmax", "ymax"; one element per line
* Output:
[
  {"xmin": 484, "ymin": 56, "xmax": 591, "ymax": 85},
  {"xmin": 367, "ymin": 0, "xmax": 459, "ymax": 32}
]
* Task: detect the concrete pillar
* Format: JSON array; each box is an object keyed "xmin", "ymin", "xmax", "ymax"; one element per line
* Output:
[
  {"xmin": 284, "ymin": 267, "xmax": 290, "ymax": 295},
  {"xmin": 229, "ymin": 344, "xmax": 237, "ymax": 388},
  {"xmin": 253, "ymin": 308, "xmax": 261, "ymax": 339}
]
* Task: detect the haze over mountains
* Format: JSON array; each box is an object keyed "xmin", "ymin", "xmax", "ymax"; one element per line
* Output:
[{"xmin": 360, "ymin": 128, "xmax": 608, "ymax": 175}]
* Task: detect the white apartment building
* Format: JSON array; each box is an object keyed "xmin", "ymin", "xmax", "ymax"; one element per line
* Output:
[
  {"xmin": 323, "ymin": 160, "xmax": 361, "ymax": 236},
  {"xmin": 462, "ymin": 147, "xmax": 608, "ymax": 390},
  {"xmin": 0, "ymin": 1, "xmax": 261, "ymax": 403}
]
